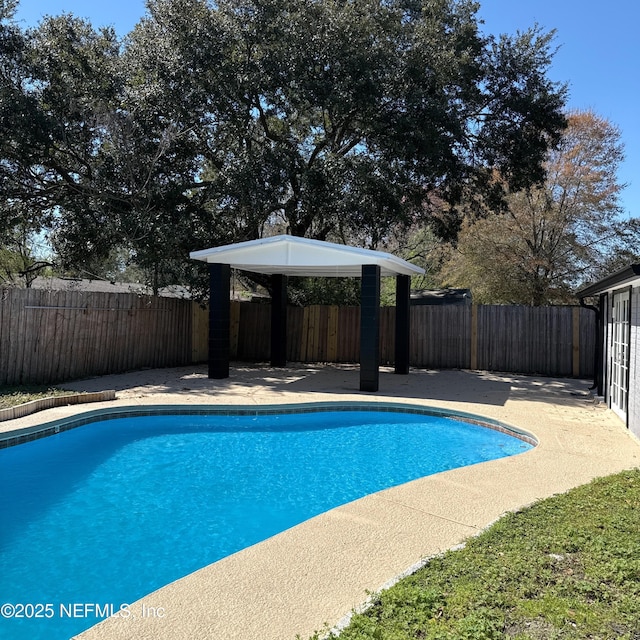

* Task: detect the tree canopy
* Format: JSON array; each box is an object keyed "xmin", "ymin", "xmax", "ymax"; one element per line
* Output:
[
  {"xmin": 1, "ymin": 0, "xmax": 568, "ymax": 294},
  {"xmin": 439, "ymin": 110, "xmax": 639, "ymax": 305}
]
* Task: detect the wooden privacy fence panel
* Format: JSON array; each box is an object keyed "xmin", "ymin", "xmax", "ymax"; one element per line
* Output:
[
  {"xmin": 288, "ymin": 305, "xmax": 365, "ymax": 363},
  {"xmin": 191, "ymin": 303, "xmax": 366, "ymax": 364},
  {"xmin": 4, "ymin": 292, "xmax": 597, "ymax": 385},
  {"xmin": 235, "ymin": 302, "xmax": 271, "ymax": 361},
  {"xmin": 335, "ymin": 306, "xmax": 361, "ymax": 363},
  {"xmin": 192, "ymin": 302, "xmax": 595, "ymax": 378},
  {"xmin": 0, "ymin": 288, "xmax": 191, "ymax": 385},
  {"xmin": 409, "ymin": 305, "xmax": 471, "ymax": 369},
  {"xmin": 475, "ymin": 305, "xmax": 594, "ymax": 377},
  {"xmin": 579, "ymin": 307, "xmax": 597, "ymax": 377}
]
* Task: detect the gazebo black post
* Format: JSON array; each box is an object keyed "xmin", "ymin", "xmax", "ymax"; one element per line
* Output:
[
  {"xmin": 208, "ymin": 263, "xmax": 230, "ymax": 379},
  {"xmin": 271, "ymin": 274, "xmax": 288, "ymax": 367},
  {"xmin": 360, "ymin": 264, "xmax": 381, "ymax": 392},
  {"xmin": 395, "ymin": 274, "xmax": 411, "ymax": 374}
]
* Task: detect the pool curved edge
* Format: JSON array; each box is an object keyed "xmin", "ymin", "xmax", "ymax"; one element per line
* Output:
[
  {"xmin": 3, "ymin": 400, "xmax": 538, "ymax": 640},
  {"xmin": 49, "ymin": 382, "xmax": 640, "ymax": 640},
  {"xmin": 0, "ymin": 400, "xmax": 537, "ymax": 449}
]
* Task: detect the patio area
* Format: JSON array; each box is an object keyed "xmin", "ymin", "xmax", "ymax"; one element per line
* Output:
[{"xmin": 3, "ymin": 365, "xmax": 640, "ymax": 640}]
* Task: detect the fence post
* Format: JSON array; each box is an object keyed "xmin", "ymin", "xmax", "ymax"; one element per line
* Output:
[
  {"xmin": 470, "ymin": 304, "xmax": 479, "ymax": 370},
  {"xmin": 572, "ymin": 306, "xmax": 581, "ymax": 377}
]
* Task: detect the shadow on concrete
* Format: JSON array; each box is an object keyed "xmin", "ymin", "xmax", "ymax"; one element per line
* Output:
[{"xmin": 60, "ymin": 363, "xmax": 595, "ymax": 409}]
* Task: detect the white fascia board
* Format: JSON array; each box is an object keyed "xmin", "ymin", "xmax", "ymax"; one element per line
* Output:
[{"xmin": 189, "ymin": 235, "xmax": 425, "ymax": 277}]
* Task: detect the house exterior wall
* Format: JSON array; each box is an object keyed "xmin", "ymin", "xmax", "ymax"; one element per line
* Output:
[
  {"xmin": 628, "ymin": 286, "xmax": 640, "ymax": 439},
  {"xmin": 603, "ymin": 284, "xmax": 640, "ymax": 439},
  {"xmin": 579, "ymin": 265, "xmax": 640, "ymax": 441}
]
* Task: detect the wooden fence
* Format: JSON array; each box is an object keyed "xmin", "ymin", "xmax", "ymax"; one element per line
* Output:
[
  {"xmin": 0, "ymin": 288, "xmax": 192, "ymax": 385},
  {"xmin": 1, "ymin": 289, "xmax": 596, "ymax": 385},
  {"xmin": 192, "ymin": 301, "xmax": 596, "ymax": 378}
]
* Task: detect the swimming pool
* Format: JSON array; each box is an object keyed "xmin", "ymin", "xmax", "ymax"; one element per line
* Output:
[{"xmin": 0, "ymin": 403, "xmax": 534, "ymax": 640}]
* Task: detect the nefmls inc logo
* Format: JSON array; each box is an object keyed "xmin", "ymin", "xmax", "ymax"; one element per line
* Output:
[{"xmin": 59, "ymin": 603, "xmax": 131, "ymax": 618}]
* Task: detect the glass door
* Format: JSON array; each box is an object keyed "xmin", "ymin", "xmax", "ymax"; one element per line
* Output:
[{"xmin": 610, "ymin": 290, "xmax": 630, "ymax": 421}]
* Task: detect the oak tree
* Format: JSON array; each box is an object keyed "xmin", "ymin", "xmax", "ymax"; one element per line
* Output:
[{"xmin": 1, "ymin": 0, "xmax": 567, "ymax": 295}]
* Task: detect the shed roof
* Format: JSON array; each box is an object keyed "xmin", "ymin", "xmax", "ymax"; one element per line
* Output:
[
  {"xmin": 577, "ymin": 264, "xmax": 640, "ymax": 298},
  {"xmin": 190, "ymin": 235, "xmax": 425, "ymax": 277},
  {"xmin": 410, "ymin": 288, "xmax": 472, "ymax": 306}
]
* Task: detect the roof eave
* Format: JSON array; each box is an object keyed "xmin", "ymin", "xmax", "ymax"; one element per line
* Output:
[
  {"xmin": 189, "ymin": 235, "xmax": 425, "ymax": 278},
  {"xmin": 577, "ymin": 264, "xmax": 640, "ymax": 298}
]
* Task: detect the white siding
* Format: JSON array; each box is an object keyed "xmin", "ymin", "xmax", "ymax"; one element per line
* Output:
[{"xmin": 629, "ymin": 287, "xmax": 640, "ymax": 438}]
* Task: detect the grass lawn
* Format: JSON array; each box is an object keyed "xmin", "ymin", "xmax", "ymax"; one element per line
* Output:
[
  {"xmin": 0, "ymin": 385, "xmax": 74, "ymax": 409},
  {"xmin": 316, "ymin": 469, "xmax": 640, "ymax": 640}
]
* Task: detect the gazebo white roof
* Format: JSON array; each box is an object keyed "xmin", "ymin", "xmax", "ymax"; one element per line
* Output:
[{"xmin": 189, "ymin": 235, "xmax": 424, "ymax": 277}]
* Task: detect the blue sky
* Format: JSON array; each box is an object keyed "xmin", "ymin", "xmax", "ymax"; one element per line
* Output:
[{"xmin": 13, "ymin": 0, "xmax": 640, "ymax": 220}]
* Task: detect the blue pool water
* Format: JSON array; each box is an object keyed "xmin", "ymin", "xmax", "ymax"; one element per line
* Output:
[{"xmin": 0, "ymin": 408, "xmax": 532, "ymax": 639}]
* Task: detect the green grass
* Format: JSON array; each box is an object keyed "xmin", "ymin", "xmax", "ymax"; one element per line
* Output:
[
  {"xmin": 315, "ymin": 469, "xmax": 640, "ymax": 640},
  {"xmin": 0, "ymin": 385, "xmax": 74, "ymax": 409}
]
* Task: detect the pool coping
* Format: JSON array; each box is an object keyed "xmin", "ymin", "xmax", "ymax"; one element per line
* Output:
[{"xmin": 0, "ymin": 401, "xmax": 537, "ymax": 449}]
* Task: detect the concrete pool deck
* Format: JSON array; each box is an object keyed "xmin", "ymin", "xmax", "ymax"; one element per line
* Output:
[{"xmin": 2, "ymin": 364, "xmax": 640, "ymax": 640}]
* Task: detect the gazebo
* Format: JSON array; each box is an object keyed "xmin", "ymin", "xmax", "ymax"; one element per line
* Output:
[{"xmin": 190, "ymin": 235, "xmax": 425, "ymax": 392}]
